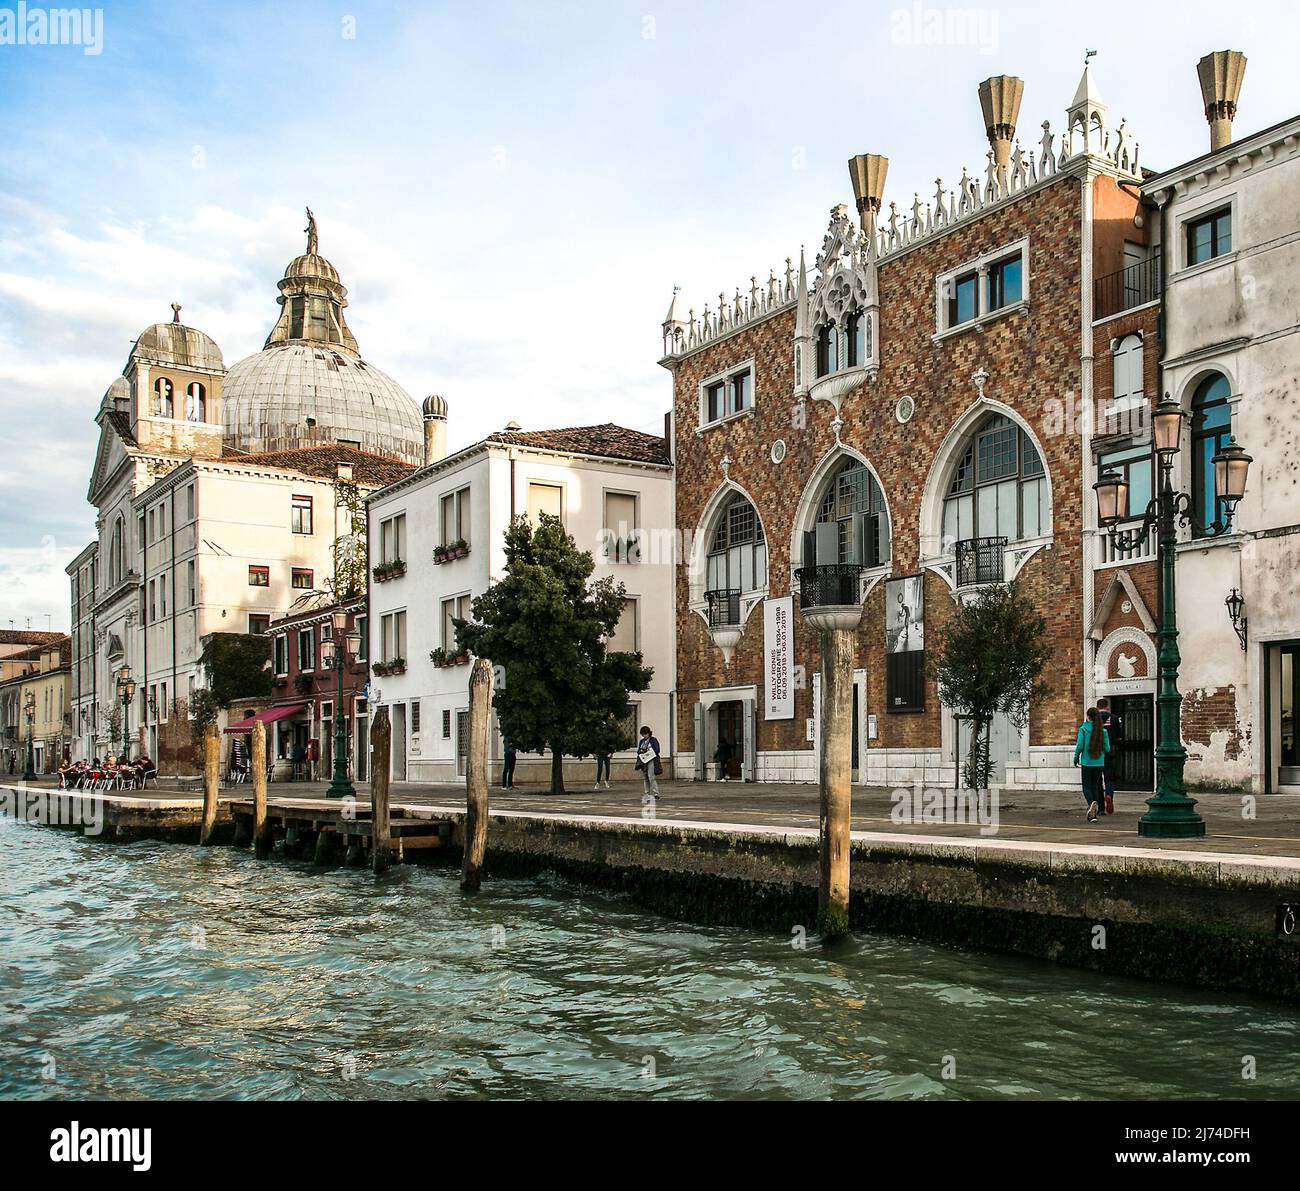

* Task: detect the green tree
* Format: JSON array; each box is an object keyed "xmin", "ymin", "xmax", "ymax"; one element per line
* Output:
[
  {"xmin": 929, "ymin": 581, "xmax": 1053, "ymax": 792},
  {"xmin": 330, "ymin": 475, "xmax": 367, "ymax": 600},
  {"xmin": 455, "ymin": 514, "xmax": 652, "ymax": 794}
]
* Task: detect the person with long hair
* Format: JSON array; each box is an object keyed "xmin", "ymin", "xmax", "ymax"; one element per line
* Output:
[{"xmin": 1073, "ymin": 706, "xmax": 1111, "ymax": 822}]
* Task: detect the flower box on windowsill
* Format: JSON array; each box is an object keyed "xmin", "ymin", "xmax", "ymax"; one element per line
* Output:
[
  {"xmin": 429, "ymin": 648, "xmax": 470, "ymax": 668},
  {"xmin": 433, "ymin": 541, "xmax": 470, "ymax": 565},
  {"xmin": 372, "ymin": 658, "xmax": 407, "ymax": 677},
  {"xmin": 293, "ymin": 673, "xmax": 314, "ymax": 696},
  {"xmin": 372, "ymin": 559, "xmax": 407, "ymax": 582},
  {"xmin": 607, "ymin": 537, "xmax": 642, "ymax": 565}
]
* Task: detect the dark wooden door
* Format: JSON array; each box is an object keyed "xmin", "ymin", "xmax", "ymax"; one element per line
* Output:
[
  {"xmin": 1110, "ymin": 694, "xmax": 1153, "ymax": 792},
  {"xmin": 717, "ymin": 701, "xmax": 744, "ymax": 779}
]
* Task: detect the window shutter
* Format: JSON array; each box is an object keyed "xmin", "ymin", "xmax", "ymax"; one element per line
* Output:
[
  {"xmin": 815, "ymin": 522, "xmax": 838, "ymax": 566},
  {"xmin": 802, "ymin": 530, "xmax": 817, "ymax": 569}
]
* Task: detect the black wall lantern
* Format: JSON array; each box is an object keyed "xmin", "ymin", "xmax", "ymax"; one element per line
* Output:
[{"xmin": 1225, "ymin": 588, "xmax": 1248, "ymax": 651}]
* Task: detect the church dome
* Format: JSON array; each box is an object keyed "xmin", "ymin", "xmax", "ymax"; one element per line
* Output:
[
  {"xmin": 128, "ymin": 315, "xmax": 224, "ymax": 374},
  {"xmin": 221, "ymin": 209, "xmax": 423, "ymax": 466}
]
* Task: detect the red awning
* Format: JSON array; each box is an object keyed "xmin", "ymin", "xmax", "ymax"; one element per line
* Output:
[{"xmin": 223, "ymin": 704, "xmax": 308, "ymax": 733}]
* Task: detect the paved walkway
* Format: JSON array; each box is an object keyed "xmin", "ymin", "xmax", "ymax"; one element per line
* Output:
[{"xmin": 19, "ymin": 775, "xmax": 1300, "ymax": 858}]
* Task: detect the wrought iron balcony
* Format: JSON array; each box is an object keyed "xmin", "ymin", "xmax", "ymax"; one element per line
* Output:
[
  {"xmin": 954, "ymin": 536, "xmax": 1007, "ymax": 587},
  {"xmin": 704, "ymin": 588, "xmax": 742, "ymax": 628},
  {"xmin": 1094, "ymin": 256, "xmax": 1160, "ymax": 320},
  {"xmin": 795, "ymin": 564, "xmax": 864, "ymax": 610}
]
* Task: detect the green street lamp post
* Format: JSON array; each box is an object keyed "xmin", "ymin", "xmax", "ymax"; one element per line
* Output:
[
  {"xmin": 22, "ymin": 690, "xmax": 37, "ymax": 782},
  {"xmin": 115, "ymin": 665, "xmax": 136, "ymax": 760},
  {"xmin": 1094, "ymin": 395, "xmax": 1252, "ymax": 838},
  {"xmin": 322, "ymin": 609, "xmax": 361, "ymax": 800}
]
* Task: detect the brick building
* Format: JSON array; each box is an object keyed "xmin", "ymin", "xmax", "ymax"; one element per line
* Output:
[{"xmin": 662, "ymin": 65, "xmax": 1150, "ymax": 791}]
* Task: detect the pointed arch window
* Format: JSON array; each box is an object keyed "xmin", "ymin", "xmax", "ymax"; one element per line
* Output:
[
  {"xmin": 108, "ymin": 516, "xmax": 125, "ymax": 586},
  {"xmin": 1191, "ymin": 373, "xmax": 1232, "ymax": 537},
  {"xmin": 185, "ymin": 382, "xmax": 207, "ymax": 422},
  {"xmin": 942, "ymin": 414, "xmax": 1047, "ymax": 548},
  {"xmin": 706, "ymin": 494, "xmax": 767, "ymax": 597},
  {"xmin": 804, "ymin": 458, "xmax": 890, "ymax": 567},
  {"xmin": 153, "ymin": 377, "xmax": 174, "ymax": 419},
  {"xmin": 815, "ymin": 310, "xmax": 867, "ymax": 377}
]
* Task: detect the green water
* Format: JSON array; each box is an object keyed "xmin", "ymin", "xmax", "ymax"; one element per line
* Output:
[{"xmin": 1, "ymin": 819, "xmax": 1297, "ymax": 1100}]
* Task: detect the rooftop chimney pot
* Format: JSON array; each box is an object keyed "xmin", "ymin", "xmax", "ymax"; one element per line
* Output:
[
  {"xmin": 847, "ymin": 154, "xmax": 889, "ymax": 229},
  {"xmin": 1197, "ymin": 50, "xmax": 1246, "ymax": 151},
  {"xmin": 978, "ymin": 75, "xmax": 1025, "ymax": 168}
]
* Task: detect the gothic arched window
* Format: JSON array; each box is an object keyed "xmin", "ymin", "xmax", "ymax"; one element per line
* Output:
[
  {"xmin": 803, "ymin": 458, "xmax": 890, "ymax": 567},
  {"xmin": 1191, "ymin": 373, "xmax": 1232, "ymax": 537},
  {"xmin": 706, "ymin": 495, "xmax": 767, "ymax": 597},
  {"xmin": 942, "ymin": 414, "xmax": 1047, "ymax": 548}
]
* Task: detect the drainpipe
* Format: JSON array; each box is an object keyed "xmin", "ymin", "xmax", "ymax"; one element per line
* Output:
[{"xmin": 170, "ymin": 482, "xmax": 178, "ymax": 775}]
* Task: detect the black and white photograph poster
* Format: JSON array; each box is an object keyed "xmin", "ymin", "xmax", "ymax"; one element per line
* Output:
[{"xmin": 885, "ymin": 575, "xmax": 924, "ymax": 654}]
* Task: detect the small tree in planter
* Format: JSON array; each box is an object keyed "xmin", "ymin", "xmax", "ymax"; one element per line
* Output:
[{"xmin": 930, "ymin": 580, "xmax": 1053, "ymax": 792}]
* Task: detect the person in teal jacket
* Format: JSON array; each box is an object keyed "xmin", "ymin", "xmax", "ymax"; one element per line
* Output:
[{"xmin": 1073, "ymin": 706, "xmax": 1110, "ymax": 822}]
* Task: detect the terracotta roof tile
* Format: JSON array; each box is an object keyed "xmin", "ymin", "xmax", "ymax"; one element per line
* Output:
[
  {"xmin": 485, "ymin": 423, "xmax": 670, "ymax": 465},
  {"xmin": 220, "ymin": 443, "xmax": 415, "ymax": 487}
]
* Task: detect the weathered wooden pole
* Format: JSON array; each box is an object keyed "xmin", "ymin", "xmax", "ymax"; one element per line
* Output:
[
  {"xmin": 251, "ymin": 720, "xmax": 269, "ymax": 859},
  {"xmin": 461, "ymin": 657, "xmax": 492, "ymax": 892},
  {"xmin": 199, "ymin": 720, "xmax": 221, "ymax": 846},
  {"xmin": 370, "ymin": 705, "xmax": 392, "ymax": 873},
  {"xmin": 817, "ymin": 626, "xmax": 855, "ymax": 939}
]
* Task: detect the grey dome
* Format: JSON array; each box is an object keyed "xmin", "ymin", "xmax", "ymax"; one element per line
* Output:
[
  {"xmin": 222, "ymin": 343, "xmax": 423, "ymax": 465},
  {"xmin": 129, "ymin": 321, "xmax": 224, "ymax": 373}
]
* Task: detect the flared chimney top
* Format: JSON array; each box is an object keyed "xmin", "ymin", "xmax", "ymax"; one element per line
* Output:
[
  {"xmin": 978, "ymin": 75, "xmax": 1025, "ymax": 168},
  {"xmin": 847, "ymin": 154, "xmax": 889, "ymax": 229},
  {"xmin": 1197, "ymin": 50, "xmax": 1247, "ymax": 151}
]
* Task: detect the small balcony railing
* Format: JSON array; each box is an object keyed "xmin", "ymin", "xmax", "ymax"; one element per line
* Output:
[
  {"xmin": 704, "ymin": 588, "xmax": 741, "ymax": 628},
  {"xmin": 1098, "ymin": 520, "xmax": 1156, "ymax": 566},
  {"xmin": 955, "ymin": 537, "xmax": 1007, "ymax": 587},
  {"xmin": 794, "ymin": 564, "xmax": 864, "ymax": 610},
  {"xmin": 1094, "ymin": 256, "xmax": 1161, "ymax": 320}
]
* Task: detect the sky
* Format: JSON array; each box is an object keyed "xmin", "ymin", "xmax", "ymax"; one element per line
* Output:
[{"xmin": 1, "ymin": 0, "xmax": 1297, "ymax": 632}]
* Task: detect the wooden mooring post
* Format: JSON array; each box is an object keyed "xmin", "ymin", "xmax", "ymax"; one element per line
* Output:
[
  {"xmin": 370, "ymin": 706, "xmax": 392, "ymax": 873},
  {"xmin": 199, "ymin": 721, "xmax": 220, "ymax": 846},
  {"xmin": 461, "ymin": 657, "xmax": 492, "ymax": 892},
  {"xmin": 251, "ymin": 720, "xmax": 270, "ymax": 859}
]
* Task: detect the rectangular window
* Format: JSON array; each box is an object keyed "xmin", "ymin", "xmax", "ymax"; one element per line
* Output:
[
  {"xmin": 442, "ymin": 594, "xmax": 470, "ymax": 650},
  {"xmin": 608, "ymin": 598, "xmax": 638, "ymax": 653},
  {"xmin": 1098, "ymin": 445, "xmax": 1154, "ymax": 522},
  {"xmin": 702, "ymin": 368, "xmax": 753, "ymax": 426},
  {"xmin": 298, "ymin": 628, "xmax": 316, "ymax": 671},
  {"xmin": 705, "ymin": 381, "xmax": 725, "ymax": 423},
  {"xmin": 291, "ymin": 494, "xmax": 313, "ymax": 535},
  {"xmin": 274, "ymin": 634, "xmax": 289, "ymax": 676},
  {"xmin": 160, "ymin": 682, "xmax": 168, "ymax": 722},
  {"xmin": 249, "ymin": 565, "xmax": 269, "ymax": 587},
  {"xmin": 355, "ymin": 615, "xmax": 368, "ymax": 662},
  {"xmin": 987, "ymin": 255, "xmax": 1022, "ymax": 311},
  {"xmin": 527, "ymin": 482, "xmax": 564, "ymax": 525},
  {"xmin": 147, "ymin": 509, "xmax": 155, "ymax": 545},
  {"xmin": 948, "ymin": 272, "xmax": 978, "ymax": 326},
  {"xmin": 380, "ymin": 512, "xmax": 406, "ymax": 562},
  {"xmin": 148, "ymin": 580, "xmax": 156, "ymax": 623},
  {"xmin": 186, "ymin": 484, "xmax": 195, "ymax": 522},
  {"xmin": 410, "ymin": 701, "xmax": 421, "ymax": 734},
  {"xmin": 604, "ymin": 491, "xmax": 638, "ymax": 539},
  {"xmin": 159, "ymin": 574, "xmax": 168, "ymax": 618},
  {"xmin": 440, "ymin": 489, "xmax": 470, "ymax": 546},
  {"xmin": 292, "ymin": 568, "xmax": 314, "ymax": 590},
  {"xmin": 249, "ymin": 614, "xmax": 270, "ymax": 636},
  {"xmin": 1186, "ymin": 208, "xmax": 1231, "ymax": 266},
  {"xmin": 187, "ymin": 560, "xmax": 196, "ymax": 607},
  {"xmin": 381, "ymin": 610, "xmax": 407, "ymax": 661},
  {"xmin": 442, "ymin": 709, "xmax": 451, "ymax": 739}
]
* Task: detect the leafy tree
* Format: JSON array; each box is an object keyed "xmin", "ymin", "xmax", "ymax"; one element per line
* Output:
[
  {"xmin": 329, "ymin": 475, "xmax": 367, "ymax": 600},
  {"xmin": 929, "ymin": 581, "xmax": 1053, "ymax": 791},
  {"xmin": 456, "ymin": 514, "xmax": 652, "ymax": 794}
]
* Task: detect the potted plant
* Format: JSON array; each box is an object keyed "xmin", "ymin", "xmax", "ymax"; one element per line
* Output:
[
  {"xmin": 451, "ymin": 538, "xmax": 469, "ymax": 560},
  {"xmin": 433, "ymin": 544, "xmax": 448, "ymax": 564},
  {"xmin": 294, "ymin": 672, "xmax": 314, "ymax": 695},
  {"xmin": 388, "ymin": 656, "xmax": 406, "ymax": 675}
]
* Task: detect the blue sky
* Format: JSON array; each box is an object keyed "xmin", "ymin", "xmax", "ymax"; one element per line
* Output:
[{"xmin": 1, "ymin": 0, "xmax": 1297, "ymax": 630}]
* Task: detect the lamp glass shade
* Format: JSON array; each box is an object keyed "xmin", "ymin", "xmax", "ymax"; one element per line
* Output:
[
  {"xmin": 24, "ymin": 691, "xmax": 35, "ymax": 709},
  {"xmin": 1152, "ymin": 397, "xmax": 1187, "ymax": 455},
  {"xmin": 320, "ymin": 639, "xmax": 337, "ymax": 666},
  {"xmin": 345, "ymin": 632, "xmax": 362, "ymax": 657},
  {"xmin": 332, "ymin": 610, "xmax": 348, "ymax": 633},
  {"xmin": 1094, "ymin": 470, "xmax": 1128, "ymax": 524},
  {"xmin": 1225, "ymin": 588, "xmax": 1244, "ymax": 622},
  {"xmin": 123, "ymin": 680, "xmax": 136, "ymax": 701},
  {"xmin": 117, "ymin": 664, "xmax": 132, "ymax": 683},
  {"xmin": 1212, "ymin": 439, "xmax": 1252, "ymax": 505}
]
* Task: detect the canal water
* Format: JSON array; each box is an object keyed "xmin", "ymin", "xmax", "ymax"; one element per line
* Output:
[{"xmin": 2, "ymin": 819, "xmax": 1297, "ymax": 1100}]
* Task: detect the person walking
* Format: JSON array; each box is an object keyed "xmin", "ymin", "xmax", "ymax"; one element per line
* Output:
[
  {"xmin": 593, "ymin": 748, "xmax": 612, "ymax": 790},
  {"xmin": 1073, "ymin": 706, "xmax": 1110, "ymax": 822},
  {"xmin": 1095, "ymin": 696, "xmax": 1121, "ymax": 815},
  {"xmin": 501, "ymin": 734, "xmax": 517, "ymax": 789},
  {"xmin": 635, "ymin": 725, "xmax": 661, "ymax": 802}
]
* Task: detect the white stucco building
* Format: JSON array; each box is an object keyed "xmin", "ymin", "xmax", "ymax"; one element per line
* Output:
[
  {"xmin": 1143, "ymin": 65, "xmax": 1300, "ymax": 793},
  {"xmin": 366, "ymin": 420, "xmax": 675, "ymax": 784}
]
